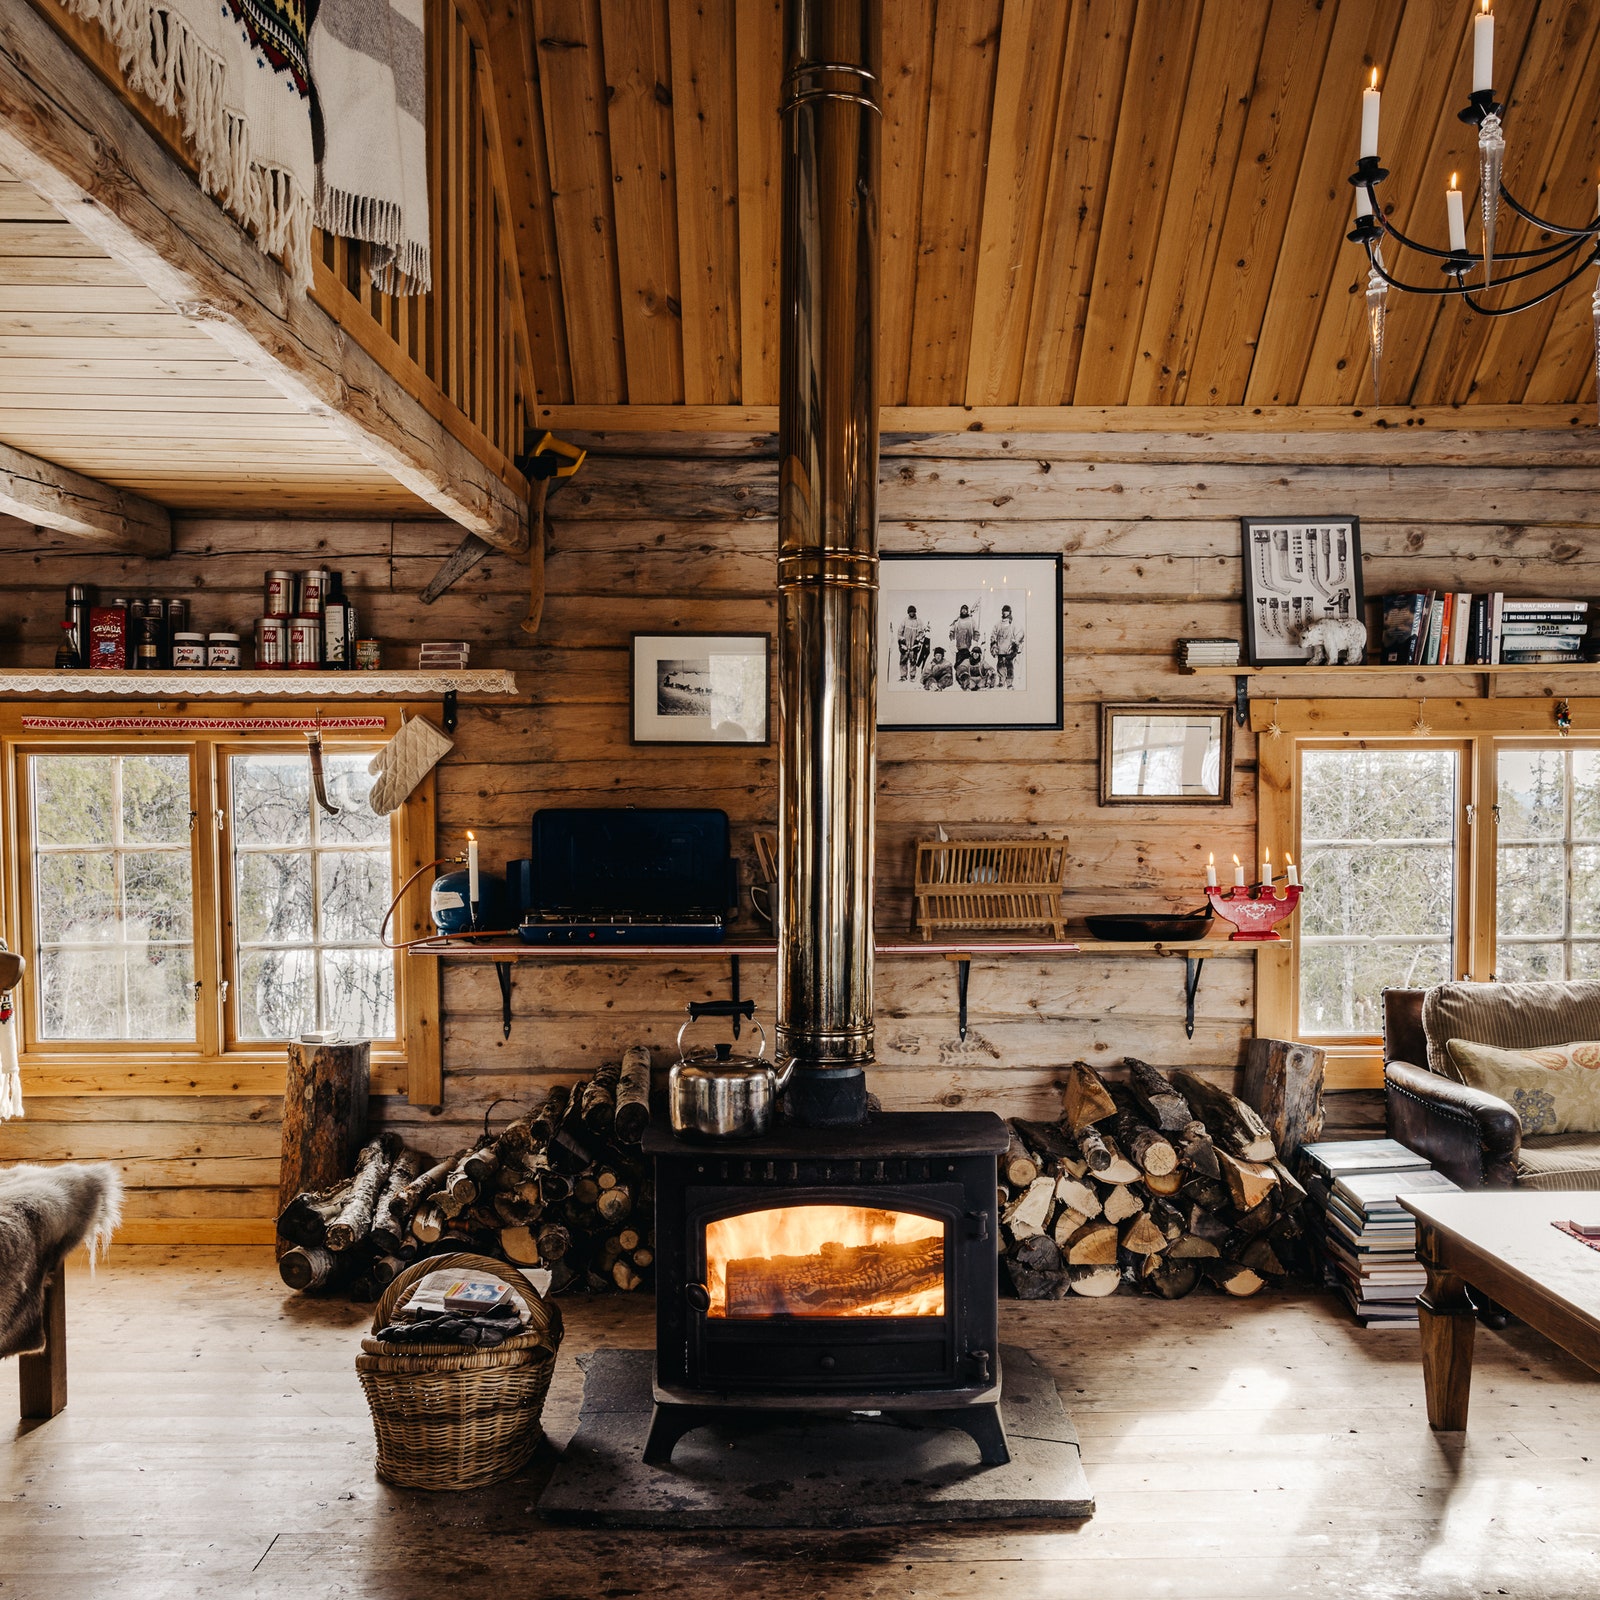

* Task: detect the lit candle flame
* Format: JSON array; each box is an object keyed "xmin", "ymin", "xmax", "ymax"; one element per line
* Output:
[
  {"xmin": 1481, "ymin": 0, "xmax": 1490, "ymax": 14},
  {"xmin": 1370, "ymin": 67, "xmax": 1379, "ymax": 90},
  {"xmin": 466, "ymin": 829, "xmax": 475, "ymax": 841},
  {"xmin": 1285, "ymin": 851, "xmax": 1294, "ymax": 865},
  {"xmin": 1208, "ymin": 851, "xmax": 1215, "ymax": 866},
  {"xmin": 1232, "ymin": 854, "xmax": 1240, "ymax": 866},
  {"xmin": 1450, "ymin": 172, "xmax": 1460, "ymax": 191}
]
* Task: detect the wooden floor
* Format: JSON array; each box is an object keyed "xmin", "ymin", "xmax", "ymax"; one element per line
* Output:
[{"xmin": 3, "ymin": 1250, "xmax": 1598, "ymax": 1600}]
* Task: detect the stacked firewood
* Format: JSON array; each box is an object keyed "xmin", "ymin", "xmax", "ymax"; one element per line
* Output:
[
  {"xmin": 999, "ymin": 1059, "xmax": 1311, "ymax": 1301},
  {"xmin": 276, "ymin": 1046, "xmax": 657, "ymax": 1300}
]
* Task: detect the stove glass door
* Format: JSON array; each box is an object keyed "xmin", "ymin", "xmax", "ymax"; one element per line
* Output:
[{"xmin": 704, "ymin": 1203, "xmax": 946, "ymax": 1318}]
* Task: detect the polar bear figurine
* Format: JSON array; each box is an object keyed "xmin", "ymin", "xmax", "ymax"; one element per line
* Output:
[{"xmin": 1299, "ymin": 616, "xmax": 1367, "ymax": 665}]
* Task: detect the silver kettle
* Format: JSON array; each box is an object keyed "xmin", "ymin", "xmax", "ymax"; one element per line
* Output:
[{"xmin": 669, "ymin": 1005, "xmax": 795, "ymax": 1139}]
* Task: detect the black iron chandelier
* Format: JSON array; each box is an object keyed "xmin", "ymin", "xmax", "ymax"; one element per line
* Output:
[{"xmin": 1346, "ymin": 1, "xmax": 1600, "ymax": 410}]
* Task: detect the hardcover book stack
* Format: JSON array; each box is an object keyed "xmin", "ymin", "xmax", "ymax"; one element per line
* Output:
[
  {"xmin": 1380, "ymin": 592, "xmax": 1592, "ymax": 666},
  {"xmin": 1299, "ymin": 1138, "xmax": 1459, "ymax": 1327},
  {"xmin": 1178, "ymin": 637, "xmax": 1242, "ymax": 670}
]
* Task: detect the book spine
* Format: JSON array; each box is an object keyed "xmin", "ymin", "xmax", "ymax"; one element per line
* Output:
[
  {"xmin": 1490, "ymin": 591, "xmax": 1503, "ymax": 664},
  {"xmin": 1452, "ymin": 592, "xmax": 1471, "ymax": 664},
  {"xmin": 1425, "ymin": 592, "xmax": 1446, "ymax": 665},
  {"xmin": 1409, "ymin": 593, "xmax": 1431, "ymax": 665}
]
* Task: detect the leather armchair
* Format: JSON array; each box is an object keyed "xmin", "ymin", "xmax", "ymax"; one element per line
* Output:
[{"xmin": 1382, "ymin": 988, "xmax": 1521, "ymax": 1190}]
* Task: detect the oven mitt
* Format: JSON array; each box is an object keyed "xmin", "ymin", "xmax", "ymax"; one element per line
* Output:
[{"xmin": 367, "ymin": 715, "xmax": 453, "ymax": 815}]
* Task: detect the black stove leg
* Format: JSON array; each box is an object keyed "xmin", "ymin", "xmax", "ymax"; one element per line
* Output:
[
  {"xmin": 949, "ymin": 1404, "xmax": 1011, "ymax": 1467},
  {"xmin": 642, "ymin": 1401, "xmax": 714, "ymax": 1467}
]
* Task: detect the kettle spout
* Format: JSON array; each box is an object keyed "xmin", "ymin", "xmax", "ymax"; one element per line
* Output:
[{"xmin": 773, "ymin": 1053, "xmax": 798, "ymax": 1095}]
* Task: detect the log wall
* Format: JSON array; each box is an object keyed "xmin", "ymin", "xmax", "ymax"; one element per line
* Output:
[{"xmin": 3, "ymin": 427, "xmax": 1598, "ymax": 1235}]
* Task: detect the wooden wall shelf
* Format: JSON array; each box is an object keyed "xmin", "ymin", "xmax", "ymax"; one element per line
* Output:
[
  {"xmin": 0, "ymin": 668, "xmax": 518, "ymax": 697},
  {"xmin": 1184, "ymin": 663, "xmax": 1600, "ymax": 678}
]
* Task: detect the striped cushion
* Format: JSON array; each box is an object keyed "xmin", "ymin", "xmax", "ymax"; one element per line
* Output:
[
  {"xmin": 1517, "ymin": 1133, "xmax": 1600, "ymax": 1192},
  {"xmin": 1421, "ymin": 980, "xmax": 1600, "ymax": 1082}
]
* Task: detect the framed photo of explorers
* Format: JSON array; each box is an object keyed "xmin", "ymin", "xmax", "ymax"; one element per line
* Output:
[
  {"xmin": 877, "ymin": 552, "xmax": 1063, "ymax": 731},
  {"xmin": 1239, "ymin": 515, "xmax": 1364, "ymax": 667},
  {"xmin": 630, "ymin": 633, "xmax": 771, "ymax": 745}
]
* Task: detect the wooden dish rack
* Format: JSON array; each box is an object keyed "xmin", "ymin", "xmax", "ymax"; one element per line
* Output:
[{"xmin": 912, "ymin": 838, "xmax": 1069, "ymax": 941}]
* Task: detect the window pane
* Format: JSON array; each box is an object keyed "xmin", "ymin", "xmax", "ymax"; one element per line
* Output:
[
  {"xmin": 1497, "ymin": 844, "xmax": 1565, "ymax": 939},
  {"xmin": 322, "ymin": 947, "xmax": 395, "ymax": 1039},
  {"xmin": 229, "ymin": 749, "xmax": 396, "ymax": 1042},
  {"xmin": 1299, "ymin": 747, "xmax": 1458, "ymax": 1038},
  {"xmin": 38, "ymin": 948, "xmax": 124, "ymax": 1039},
  {"xmin": 124, "ymin": 850, "xmax": 194, "ymax": 942},
  {"xmin": 317, "ymin": 755, "xmax": 389, "ymax": 845},
  {"xmin": 1497, "ymin": 942, "xmax": 1566, "ymax": 983},
  {"xmin": 235, "ymin": 851, "xmax": 314, "ymax": 945},
  {"xmin": 1572, "ymin": 943, "xmax": 1600, "ymax": 977},
  {"xmin": 1497, "ymin": 749, "xmax": 1568, "ymax": 840},
  {"xmin": 231, "ymin": 755, "xmax": 311, "ymax": 847},
  {"xmin": 35, "ymin": 852, "xmax": 116, "ymax": 943},
  {"xmin": 1571, "ymin": 751, "xmax": 1600, "ymax": 840},
  {"xmin": 319, "ymin": 852, "xmax": 389, "ymax": 942},
  {"xmin": 122, "ymin": 755, "xmax": 191, "ymax": 844},
  {"xmin": 1299, "ymin": 941, "xmax": 1454, "ymax": 1036},
  {"xmin": 30, "ymin": 753, "xmax": 195, "ymax": 1043},
  {"xmin": 33, "ymin": 756, "xmax": 113, "ymax": 847},
  {"xmin": 237, "ymin": 947, "xmax": 317, "ymax": 1040}
]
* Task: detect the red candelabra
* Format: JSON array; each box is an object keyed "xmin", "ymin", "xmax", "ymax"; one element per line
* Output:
[{"xmin": 1205, "ymin": 880, "xmax": 1302, "ymax": 941}]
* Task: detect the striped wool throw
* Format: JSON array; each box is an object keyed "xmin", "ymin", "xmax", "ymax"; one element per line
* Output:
[
  {"xmin": 60, "ymin": 0, "xmax": 316, "ymax": 288},
  {"xmin": 310, "ymin": 0, "xmax": 432, "ymax": 294}
]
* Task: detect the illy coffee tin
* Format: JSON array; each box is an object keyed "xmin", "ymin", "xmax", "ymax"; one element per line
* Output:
[
  {"xmin": 288, "ymin": 615, "xmax": 322, "ymax": 668},
  {"xmin": 264, "ymin": 571, "xmax": 296, "ymax": 618},
  {"xmin": 298, "ymin": 569, "xmax": 329, "ymax": 617},
  {"xmin": 206, "ymin": 632, "xmax": 241, "ymax": 669},
  {"xmin": 255, "ymin": 616, "xmax": 287, "ymax": 667}
]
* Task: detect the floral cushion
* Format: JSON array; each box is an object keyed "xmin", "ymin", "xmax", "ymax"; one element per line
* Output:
[{"xmin": 1445, "ymin": 1037, "xmax": 1600, "ymax": 1136}]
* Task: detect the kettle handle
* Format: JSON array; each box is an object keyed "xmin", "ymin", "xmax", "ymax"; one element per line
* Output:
[{"xmin": 677, "ymin": 1011, "xmax": 769, "ymax": 1061}]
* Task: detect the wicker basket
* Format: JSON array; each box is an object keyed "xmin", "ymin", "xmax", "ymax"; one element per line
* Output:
[
  {"xmin": 357, "ymin": 1252, "xmax": 563, "ymax": 1491},
  {"xmin": 913, "ymin": 838, "xmax": 1069, "ymax": 940}
]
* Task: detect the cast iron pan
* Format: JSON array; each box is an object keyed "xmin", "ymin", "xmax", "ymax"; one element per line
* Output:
[{"xmin": 1084, "ymin": 906, "xmax": 1214, "ymax": 942}]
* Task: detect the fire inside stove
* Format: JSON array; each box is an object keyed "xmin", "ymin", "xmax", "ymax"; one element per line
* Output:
[{"xmin": 704, "ymin": 1204, "xmax": 946, "ymax": 1318}]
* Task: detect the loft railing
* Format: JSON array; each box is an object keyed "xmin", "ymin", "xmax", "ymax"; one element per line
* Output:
[
  {"xmin": 36, "ymin": 0, "xmax": 534, "ymax": 502},
  {"xmin": 310, "ymin": 0, "xmax": 535, "ymax": 489}
]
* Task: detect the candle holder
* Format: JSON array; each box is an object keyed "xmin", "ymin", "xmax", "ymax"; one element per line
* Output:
[{"xmin": 1205, "ymin": 882, "xmax": 1302, "ymax": 942}]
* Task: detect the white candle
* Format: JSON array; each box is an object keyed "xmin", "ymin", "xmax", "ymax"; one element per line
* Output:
[
  {"xmin": 1261, "ymin": 847, "xmax": 1272, "ymax": 887},
  {"xmin": 1355, "ymin": 184, "xmax": 1373, "ymax": 221},
  {"xmin": 1360, "ymin": 68, "xmax": 1381, "ymax": 160},
  {"xmin": 1205, "ymin": 852, "xmax": 1217, "ymax": 889},
  {"xmin": 467, "ymin": 831, "xmax": 480, "ymax": 909},
  {"xmin": 1446, "ymin": 174, "xmax": 1466, "ymax": 252},
  {"xmin": 1473, "ymin": 1, "xmax": 1494, "ymax": 94},
  {"xmin": 1232, "ymin": 854, "xmax": 1246, "ymax": 889},
  {"xmin": 1286, "ymin": 852, "xmax": 1300, "ymax": 888}
]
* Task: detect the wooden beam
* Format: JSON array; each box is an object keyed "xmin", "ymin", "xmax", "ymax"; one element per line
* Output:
[
  {"xmin": 0, "ymin": 435, "xmax": 170, "ymax": 552},
  {"xmin": 0, "ymin": 1, "xmax": 529, "ymax": 552},
  {"xmin": 533, "ymin": 402, "xmax": 1600, "ymax": 435}
]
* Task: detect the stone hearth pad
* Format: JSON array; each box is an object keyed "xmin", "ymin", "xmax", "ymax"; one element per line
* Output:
[{"xmin": 536, "ymin": 1344, "xmax": 1093, "ymax": 1528}]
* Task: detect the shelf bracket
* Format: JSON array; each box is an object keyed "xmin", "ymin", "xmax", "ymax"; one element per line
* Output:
[
  {"xmin": 1234, "ymin": 676, "xmax": 1250, "ymax": 727},
  {"xmin": 442, "ymin": 689, "xmax": 459, "ymax": 732},
  {"xmin": 955, "ymin": 956, "xmax": 972, "ymax": 1042},
  {"xmin": 494, "ymin": 960, "xmax": 512, "ymax": 1040},
  {"xmin": 1183, "ymin": 955, "xmax": 1204, "ymax": 1040},
  {"xmin": 729, "ymin": 955, "xmax": 742, "ymax": 1039}
]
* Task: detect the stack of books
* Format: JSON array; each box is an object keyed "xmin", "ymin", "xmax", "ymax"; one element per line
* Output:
[
  {"xmin": 1299, "ymin": 1138, "xmax": 1459, "ymax": 1326},
  {"xmin": 1179, "ymin": 637, "xmax": 1242, "ymax": 669},
  {"xmin": 418, "ymin": 641, "xmax": 471, "ymax": 669},
  {"xmin": 1380, "ymin": 592, "xmax": 1592, "ymax": 666}
]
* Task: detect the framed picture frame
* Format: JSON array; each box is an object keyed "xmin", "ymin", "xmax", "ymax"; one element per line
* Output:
[
  {"xmin": 1239, "ymin": 515, "xmax": 1364, "ymax": 667},
  {"xmin": 1098, "ymin": 702, "xmax": 1234, "ymax": 806},
  {"xmin": 630, "ymin": 633, "xmax": 771, "ymax": 745},
  {"xmin": 877, "ymin": 552, "xmax": 1063, "ymax": 731}
]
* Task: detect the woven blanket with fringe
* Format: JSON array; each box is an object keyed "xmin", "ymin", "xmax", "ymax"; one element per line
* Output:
[
  {"xmin": 310, "ymin": 0, "xmax": 432, "ymax": 293},
  {"xmin": 0, "ymin": 1163, "xmax": 121, "ymax": 1359},
  {"xmin": 61, "ymin": 0, "xmax": 316, "ymax": 288}
]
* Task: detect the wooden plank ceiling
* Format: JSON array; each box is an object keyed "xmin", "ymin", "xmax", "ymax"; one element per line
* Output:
[
  {"xmin": 520, "ymin": 0, "xmax": 1600, "ymax": 418},
  {"xmin": 0, "ymin": 167, "xmax": 433, "ymax": 516}
]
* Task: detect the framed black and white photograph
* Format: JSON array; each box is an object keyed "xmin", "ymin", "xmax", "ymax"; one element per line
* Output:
[
  {"xmin": 877, "ymin": 553, "xmax": 1062, "ymax": 731},
  {"xmin": 1239, "ymin": 515, "xmax": 1364, "ymax": 667},
  {"xmin": 630, "ymin": 633, "xmax": 770, "ymax": 745}
]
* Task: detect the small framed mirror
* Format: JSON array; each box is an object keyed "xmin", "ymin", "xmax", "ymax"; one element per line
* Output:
[{"xmin": 1099, "ymin": 703, "xmax": 1233, "ymax": 806}]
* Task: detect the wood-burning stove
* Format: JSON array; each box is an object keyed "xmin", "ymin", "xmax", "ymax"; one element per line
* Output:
[{"xmin": 642, "ymin": 1112, "xmax": 1010, "ymax": 1465}]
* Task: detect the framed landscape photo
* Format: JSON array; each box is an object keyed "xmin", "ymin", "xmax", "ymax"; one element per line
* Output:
[
  {"xmin": 630, "ymin": 634, "xmax": 771, "ymax": 745},
  {"xmin": 1099, "ymin": 703, "xmax": 1233, "ymax": 806},
  {"xmin": 1239, "ymin": 515, "xmax": 1364, "ymax": 667},
  {"xmin": 877, "ymin": 553, "xmax": 1062, "ymax": 731}
]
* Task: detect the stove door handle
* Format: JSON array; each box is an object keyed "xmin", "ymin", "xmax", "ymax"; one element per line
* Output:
[
  {"xmin": 685, "ymin": 1282, "xmax": 711, "ymax": 1312},
  {"xmin": 965, "ymin": 1210, "xmax": 989, "ymax": 1242},
  {"xmin": 970, "ymin": 1348, "xmax": 993, "ymax": 1385}
]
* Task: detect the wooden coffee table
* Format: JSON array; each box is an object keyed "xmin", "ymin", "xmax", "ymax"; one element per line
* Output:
[{"xmin": 1400, "ymin": 1191, "xmax": 1600, "ymax": 1431}]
